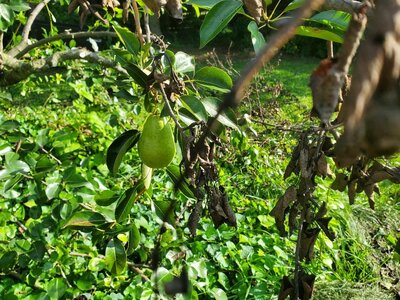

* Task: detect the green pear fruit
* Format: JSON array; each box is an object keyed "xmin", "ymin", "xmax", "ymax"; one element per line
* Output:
[{"xmin": 138, "ymin": 115, "xmax": 176, "ymax": 168}]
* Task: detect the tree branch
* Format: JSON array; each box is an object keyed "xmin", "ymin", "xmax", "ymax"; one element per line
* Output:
[
  {"xmin": 8, "ymin": 0, "xmax": 50, "ymax": 57},
  {"xmin": 322, "ymin": 0, "xmax": 364, "ymax": 14},
  {"xmin": 1, "ymin": 48, "xmax": 128, "ymax": 86},
  {"xmin": 13, "ymin": 31, "xmax": 117, "ymax": 59}
]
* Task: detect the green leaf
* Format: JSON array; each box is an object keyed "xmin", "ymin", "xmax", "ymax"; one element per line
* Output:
[
  {"xmin": 247, "ymin": 21, "xmax": 266, "ymax": 54},
  {"xmin": 6, "ymin": 159, "xmax": 30, "ymax": 175},
  {"xmin": 296, "ymin": 25, "xmax": 344, "ymax": 43},
  {"xmin": 95, "ymin": 190, "xmax": 120, "ymax": 206},
  {"xmin": 45, "ymin": 183, "xmax": 61, "ymax": 200},
  {"xmin": 180, "ymin": 96, "xmax": 208, "ymax": 122},
  {"xmin": 3, "ymin": 174, "xmax": 23, "ymax": 192},
  {"xmin": 0, "ymin": 4, "xmax": 14, "ymax": 32},
  {"xmin": 63, "ymin": 211, "xmax": 107, "ymax": 229},
  {"xmin": 127, "ymin": 223, "xmax": 140, "ymax": 255},
  {"xmin": 175, "ymin": 52, "xmax": 195, "ymax": 73},
  {"xmin": 187, "ymin": 0, "xmax": 223, "ymax": 9},
  {"xmin": 199, "ymin": 0, "xmax": 242, "ymax": 48},
  {"xmin": 211, "ymin": 288, "xmax": 227, "ymax": 300},
  {"xmin": 76, "ymin": 272, "xmax": 96, "ymax": 291},
  {"xmin": 125, "ymin": 63, "xmax": 149, "ymax": 89},
  {"xmin": 166, "ymin": 165, "xmax": 195, "ymax": 199},
  {"xmin": 202, "ymin": 97, "xmax": 238, "ymax": 129},
  {"xmin": 310, "ymin": 10, "xmax": 351, "ymax": 31},
  {"xmin": 28, "ymin": 241, "xmax": 46, "ymax": 261},
  {"xmin": 107, "ymin": 130, "xmax": 140, "ymax": 175},
  {"xmin": 115, "ymin": 182, "xmax": 144, "ymax": 223},
  {"xmin": 113, "ymin": 25, "xmax": 141, "ymax": 55},
  {"xmin": 194, "ymin": 66, "xmax": 232, "ymax": 92},
  {"xmin": 9, "ymin": 0, "xmax": 31, "ymax": 11},
  {"xmin": 0, "ymin": 251, "xmax": 17, "ymax": 271},
  {"xmin": 0, "ymin": 120, "xmax": 20, "ymax": 131},
  {"xmin": 153, "ymin": 200, "xmax": 175, "ymax": 225},
  {"xmin": 105, "ymin": 238, "xmax": 127, "ymax": 275},
  {"xmin": 47, "ymin": 278, "xmax": 67, "ymax": 300},
  {"xmin": 283, "ymin": 0, "xmax": 304, "ymax": 13}
]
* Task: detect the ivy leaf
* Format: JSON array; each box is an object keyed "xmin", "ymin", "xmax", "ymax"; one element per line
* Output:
[
  {"xmin": 0, "ymin": 251, "xmax": 17, "ymax": 271},
  {"xmin": 63, "ymin": 211, "xmax": 107, "ymax": 230},
  {"xmin": 107, "ymin": 130, "xmax": 140, "ymax": 175},
  {"xmin": 126, "ymin": 223, "xmax": 140, "ymax": 255},
  {"xmin": 115, "ymin": 182, "xmax": 145, "ymax": 223},
  {"xmin": 47, "ymin": 278, "xmax": 67, "ymax": 300},
  {"xmin": 199, "ymin": 0, "xmax": 243, "ymax": 48},
  {"xmin": 0, "ymin": 4, "xmax": 14, "ymax": 32},
  {"xmin": 105, "ymin": 238, "xmax": 127, "ymax": 275},
  {"xmin": 113, "ymin": 25, "xmax": 140, "ymax": 55},
  {"xmin": 194, "ymin": 67, "xmax": 232, "ymax": 92}
]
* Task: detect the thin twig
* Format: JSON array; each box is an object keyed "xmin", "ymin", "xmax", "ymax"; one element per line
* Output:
[
  {"xmin": 144, "ymin": 6, "xmax": 152, "ymax": 43},
  {"xmin": 14, "ymin": 31, "xmax": 117, "ymax": 59},
  {"xmin": 40, "ymin": 147, "xmax": 62, "ymax": 165},
  {"xmin": 0, "ymin": 32, "xmax": 3, "ymax": 53},
  {"xmin": 159, "ymin": 83, "xmax": 184, "ymax": 132},
  {"xmin": 132, "ymin": 0, "xmax": 144, "ymax": 46},
  {"xmin": 8, "ymin": 0, "xmax": 50, "ymax": 57},
  {"xmin": 294, "ymin": 210, "xmax": 306, "ymax": 300}
]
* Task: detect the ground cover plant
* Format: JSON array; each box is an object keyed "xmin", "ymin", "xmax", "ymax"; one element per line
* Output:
[{"xmin": 0, "ymin": 0, "xmax": 399, "ymax": 299}]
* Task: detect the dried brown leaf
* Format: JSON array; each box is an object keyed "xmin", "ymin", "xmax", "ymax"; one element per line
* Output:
[
  {"xmin": 317, "ymin": 217, "xmax": 336, "ymax": 241},
  {"xmin": 243, "ymin": 0, "xmax": 264, "ymax": 23},
  {"xmin": 188, "ymin": 200, "xmax": 203, "ymax": 236},
  {"xmin": 166, "ymin": 0, "xmax": 182, "ymax": 20},
  {"xmin": 315, "ymin": 201, "xmax": 327, "ymax": 220},
  {"xmin": 317, "ymin": 153, "xmax": 332, "ymax": 177},
  {"xmin": 364, "ymin": 184, "xmax": 375, "ymax": 210},
  {"xmin": 299, "ymin": 226, "xmax": 320, "ymax": 261},
  {"xmin": 270, "ymin": 186, "xmax": 297, "ymax": 236},
  {"xmin": 284, "ymin": 145, "xmax": 300, "ymax": 179},
  {"xmin": 299, "ymin": 272, "xmax": 316, "ymax": 300},
  {"xmin": 348, "ymin": 180, "xmax": 357, "ymax": 204},
  {"xmin": 278, "ymin": 276, "xmax": 293, "ymax": 300}
]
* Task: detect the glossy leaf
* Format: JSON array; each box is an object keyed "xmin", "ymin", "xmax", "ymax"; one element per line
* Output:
[
  {"xmin": 9, "ymin": 0, "xmax": 31, "ymax": 12},
  {"xmin": 125, "ymin": 63, "xmax": 149, "ymax": 89},
  {"xmin": 0, "ymin": 251, "xmax": 17, "ymax": 271},
  {"xmin": 199, "ymin": 0, "xmax": 243, "ymax": 48},
  {"xmin": 166, "ymin": 165, "xmax": 195, "ymax": 199},
  {"xmin": 310, "ymin": 10, "xmax": 351, "ymax": 31},
  {"xmin": 95, "ymin": 190, "xmax": 120, "ymax": 206},
  {"xmin": 115, "ymin": 182, "xmax": 145, "ymax": 223},
  {"xmin": 105, "ymin": 238, "xmax": 127, "ymax": 275},
  {"xmin": 180, "ymin": 96, "xmax": 208, "ymax": 122},
  {"xmin": 127, "ymin": 223, "xmax": 140, "ymax": 255},
  {"xmin": 63, "ymin": 211, "xmax": 107, "ymax": 229},
  {"xmin": 202, "ymin": 97, "xmax": 238, "ymax": 129},
  {"xmin": 153, "ymin": 200, "xmax": 175, "ymax": 225},
  {"xmin": 283, "ymin": 0, "xmax": 304, "ymax": 13},
  {"xmin": 248, "ymin": 21, "xmax": 266, "ymax": 54},
  {"xmin": 0, "ymin": 4, "xmax": 14, "ymax": 32},
  {"xmin": 296, "ymin": 26, "xmax": 344, "ymax": 43},
  {"xmin": 107, "ymin": 130, "xmax": 140, "ymax": 175},
  {"xmin": 175, "ymin": 52, "xmax": 195, "ymax": 73},
  {"xmin": 113, "ymin": 25, "xmax": 141, "ymax": 55},
  {"xmin": 187, "ymin": 0, "xmax": 223, "ymax": 9},
  {"xmin": 47, "ymin": 278, "xmax": 67, "ymax": 299},
  {"xmin": 194, "ymin": 67, "xmax": 233, "ymax": 92}
]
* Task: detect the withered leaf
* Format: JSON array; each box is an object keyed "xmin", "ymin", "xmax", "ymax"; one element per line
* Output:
[
  {"xmin": 164, "ymin": 268, "xmax": 189, "ymax": 295},
  {"xmin": 348, "ymin": 180, "xmax": 357, "ymax": 204},
  {"xmin": 188, "ymin": 200, "xmax": 203, "ymax": 236},
  {"xmin": 122, "ymin": 0, "xmax": 129, "ymax": 23},
  {"xmin": 315, "ymin": 201, "xmax": 327, "ymax": 220},
  {"xmin": 142, "ymin": 0, "xmax": 164, "ymax": 16},
  {"xmin": 317, "ymin": 153, "xmax": 333, "ymax": 177},
  {"xmin": 305, "ymin": 208, "xmax": 313, "ymax": 224},
  {"xmin": 270, "ymin": 186, "xmax": 297, "ymax": 236},
  {"xmin": 288, "ymin": 206, "xmax": 298, "ymax": 235},
  {"xmin": 243, "ymin": 0, "xmax": 264, "ymax": 23},
  {"xmin": 166, "ymin": 0, "xmax": 183, "ymax": 20},
  {"xmin": 299, "ymin": 272, "xmax": 316, "ymax": 300},
  {"xmin": 366, "ymin": 170, "xmax": 392, "ymax": 185},
  {"xmin": 284, "ymin": 145, "xmax": 300, "ymax": 179},
  {"xmin": 316, "ymin": 217, "xmax": 336, "ymax": 241},
  {"xmin": 278, "ymin": 276, "xmax": 293, "ymax": 300},
  {"xmin": 299, "ymin": 226, "xmax": 320, "ymax": 261},
  {"xmin": 221, "ymin": 191, "xmax": 237, "ymax": 227},
  {"xmin": 364, "ymin": 184, "xmax": 375, "ymax": 210}
]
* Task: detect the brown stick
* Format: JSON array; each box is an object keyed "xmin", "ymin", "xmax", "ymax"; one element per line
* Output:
[
  {"xmin": 132, "ymin": 0, "xmax": 144, "ymax": 46},
  {"xmin": 14, "ymin": 31, "xmax": 117, "ymax": 59}
]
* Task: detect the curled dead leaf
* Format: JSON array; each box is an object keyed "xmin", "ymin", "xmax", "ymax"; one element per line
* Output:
[
  {"xmin": 270, "ymin": 186, "xmax": 297, "ymax": 236},
  {"xmin": 243, "ymin": 0, "xmax": 264, "ymax": 23},
  {"xmin": 299, "ymin": 225, "xmax": 320, "ymax": 261},
  {"xmin": 188, "ymin": 200, "xmax": 203, "ymax": 236},
  {"xmin": 166, "ymin": 0, "xmax": 183, "ymax": 20},
  {"xmin": 317, "ymin": 153, "xmax": 333, "ymax": 177},
  {"xmin": 348, "ymin": 179, "xmax": 357, "ymax": 204}
]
